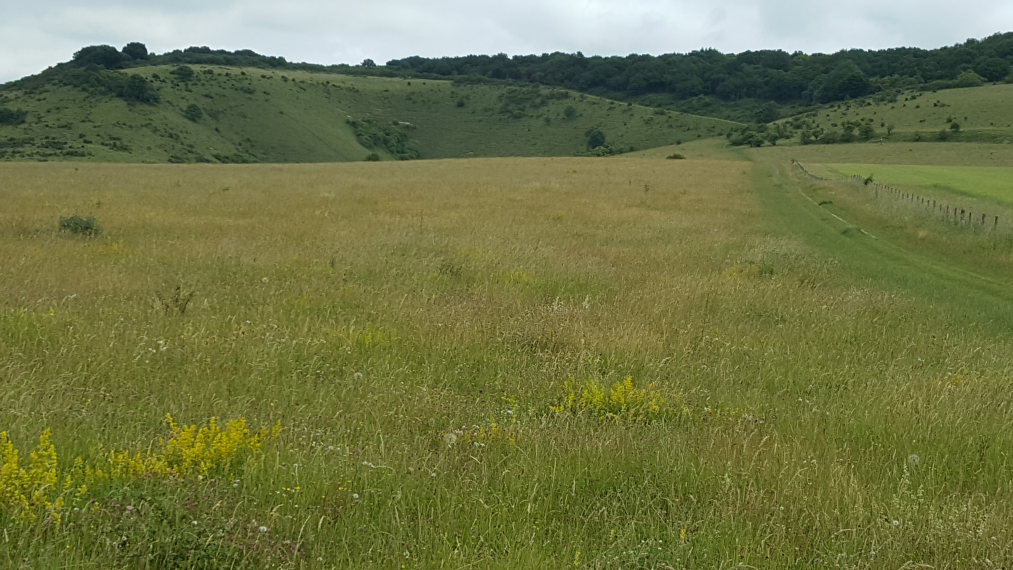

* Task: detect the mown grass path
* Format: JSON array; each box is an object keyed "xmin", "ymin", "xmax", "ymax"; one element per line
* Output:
[{"xmin": 751, "ymin": 153, "xmax": 1013, "ymax": 333}]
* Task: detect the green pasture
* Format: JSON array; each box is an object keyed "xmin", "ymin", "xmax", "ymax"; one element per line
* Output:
[
  {"xmin": 757, "ymin": 141, "xmax": 1013, "ymax": 167},
  {"xmin": 826, "ymin": 163, "xmax": 1013, "ymax": 205}
]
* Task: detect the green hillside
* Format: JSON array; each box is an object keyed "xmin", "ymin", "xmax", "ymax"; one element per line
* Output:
[
  {"xmin": 787, "ymin": 83, "xmax": 1013, "ymax": 145},
  {"xmin": 0, "ymin": 66, "xmax": 738, "ymax": 163}
]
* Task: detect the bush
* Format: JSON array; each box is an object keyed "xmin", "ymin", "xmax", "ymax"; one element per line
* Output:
[
  {"xmin": 59, "ymin": 215, "xmax": 101, "ymax": 237},
  {"xmin": 364, "ymin": 152, "xmax": 381, "ymax": 161},
  {"xmin": 182, "ymin": 104, "xmax": 203, "ymax": 122},
  {"xmin": 0, "ymin": 107, "xmax": 27, "ymax": 125},
  {"xmin": 585, "ymin": 127, "xmax": 606, "ymax": 149},
  {"xmin": 666, "ymin": 153, "xmax": 686, "ymax": 159},
  {"xmin": 56, "ymin": 69, "xmax": 159, "ymax": 104},
  {"xmin": 170, "ymin": 65, "xmax": 195, "ymax": 82},
  {"xmin": 347, "ymin": 118, "xmax": 419, "ymax": 160}
]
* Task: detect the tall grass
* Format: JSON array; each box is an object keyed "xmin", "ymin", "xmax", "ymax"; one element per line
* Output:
[{"xmin": 2, "ymin": 158, "xmax": 1013, "ymax": 568}]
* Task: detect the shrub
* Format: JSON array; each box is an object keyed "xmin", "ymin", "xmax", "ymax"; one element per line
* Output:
[
  {"xmin": 59, "ymin": 215, "xmax": 101, "ymax": 237},
  {"xmin": 182, "ymin": 104, "xmax": 203, "ymax": 122},
  {"xmin": 170, "ymin": 65, "xmax": 195, "ymax": 82},
  {"xmin": 347, "ymin": 118, "xmax": 419, "ymax": 160},
  {"xmin": 0, "ymin": 107, "xmax": 27, "ymax": 126},
  {"xmin": 666, "ymin": 153, "xmax": 686, "ymax": 159},
  {"xmin": 364, "ymin": 152, "xmax": 381, "ymax": 161}
]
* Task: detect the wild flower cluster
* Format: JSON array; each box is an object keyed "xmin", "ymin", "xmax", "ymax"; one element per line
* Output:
[
  {"xmin": 0, "ymin": 429, "xmax": 67, "ymax": 525},
  {"xmin": 97, "ymin": 414, "xmax": 281, "ymax": 482},
  {"xmin": 0, "ymin": 415, "xmax": 280, "ymax": 526},
  {"xmin": 549, "ymin": 377, "xmax": 676, "ymax": 422}
]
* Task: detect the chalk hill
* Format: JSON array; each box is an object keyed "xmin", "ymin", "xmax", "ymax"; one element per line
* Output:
[{"xmin": 0, "ymin": 65, "xmax": 737, "ymax": 163}]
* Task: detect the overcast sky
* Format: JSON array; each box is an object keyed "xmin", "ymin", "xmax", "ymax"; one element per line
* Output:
[{"xmin": 3, "ymin": 0, "xmax": 1013, "ymax": 84}]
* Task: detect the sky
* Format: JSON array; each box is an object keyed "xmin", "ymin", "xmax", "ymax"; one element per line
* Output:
[{"xmin": 3, "ymin": 0, "xmax": 1013, "ymax": 84}]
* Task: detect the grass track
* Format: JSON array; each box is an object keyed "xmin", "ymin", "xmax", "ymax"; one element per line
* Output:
[{"xmin": 752, "ymin": 154, "xmax": 1013, "ymax": 332}]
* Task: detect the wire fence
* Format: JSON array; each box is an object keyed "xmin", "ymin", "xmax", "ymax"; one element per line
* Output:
[{"xmin": 791, "ymin": 160, "xmax": 1004, "ymax": 232}]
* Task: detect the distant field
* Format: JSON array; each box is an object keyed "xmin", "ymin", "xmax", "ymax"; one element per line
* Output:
[
  {"xmin": 826, "ymin": 163, "xmax": 1013, "ymax": 204},
  {"xmin": 620, "ymin": 136, "xmax": 743, "ymax": 160},
  {"xmin": 755, "ymin": 141, "xmax": 1013, "ymax": 167},
  {"xmin": 4, "ymin": 157, "xmax": 1013, "ymax": 568}
]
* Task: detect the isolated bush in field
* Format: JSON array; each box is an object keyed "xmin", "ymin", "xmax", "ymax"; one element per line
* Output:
[
  {"xmin": 364, "ymin": 152, "xmax": 381, "ymax": 161},
  {"xmin": 666, "ymin": 153, "xmax": 686, "ymax": 159},
  {"xmin": 58, "ymin": 215, "xmax": 101, "ymax": 237},
  {"xmin": 182, "ymin": 103, "xmax": 203, "ymax": 122}
]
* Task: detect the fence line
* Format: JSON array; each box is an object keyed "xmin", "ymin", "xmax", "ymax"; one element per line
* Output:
[{"xmin": 790, "ymin": 160, "xmax": 1002, "ymax": 232}]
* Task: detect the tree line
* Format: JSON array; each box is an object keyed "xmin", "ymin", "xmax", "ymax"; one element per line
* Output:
[
  {"xmin": 7, "ymin": 35, "xmax": 1013, "ymax": 115},
  {"xmin": 384, "ymin": 33, "xmax": 1013, "ymax": 106}
]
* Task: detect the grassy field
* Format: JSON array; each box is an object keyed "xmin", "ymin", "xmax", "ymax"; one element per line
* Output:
[
  {"xmin": 824, "ymin": 163, "xmax": 1013, "ymax": 205},
  {"xmin": 0, "ymin": 67, "xmax": 736, "ymax": 163},
  {"xmin": 757, "ymin": 141, "xmax": 1013, "ymax": 168},
  {"xmin": 4, "ymin": 156, "xmax": 1013, "ymax": 568}
]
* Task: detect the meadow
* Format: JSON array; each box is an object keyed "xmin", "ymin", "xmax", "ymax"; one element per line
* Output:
[{"xmin": 4, "ymin": 155, "xmax": 1013, "ymax": 568}]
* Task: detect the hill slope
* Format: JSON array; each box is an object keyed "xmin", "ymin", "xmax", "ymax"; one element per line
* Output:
[
  {"xmin": 786, "ymin": 84, "xmax": 1013, "ymax": 145},
  {"xmin": 0, "ymin": 66, "xmax": 738, "ymax": 163}
]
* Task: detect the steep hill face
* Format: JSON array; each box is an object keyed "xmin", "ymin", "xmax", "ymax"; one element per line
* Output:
[{"xmin": 0, "ymin": 66, "xmax": 739, "ymax": 163}]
